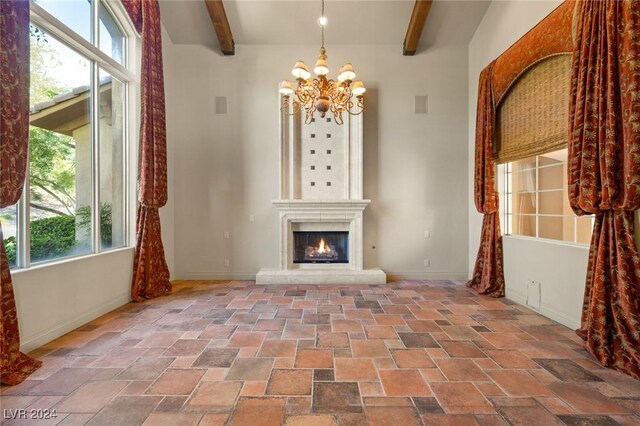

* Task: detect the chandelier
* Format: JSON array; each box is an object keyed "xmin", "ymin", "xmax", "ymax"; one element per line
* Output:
[{"xmin": 279, "ymin": 0, "xmax": 366, "ymax": 125}]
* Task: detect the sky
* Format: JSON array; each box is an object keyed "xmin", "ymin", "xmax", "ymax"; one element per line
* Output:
[{"xmin": 34, "ymin": 0, "xmax": 121, "ymax": 92}]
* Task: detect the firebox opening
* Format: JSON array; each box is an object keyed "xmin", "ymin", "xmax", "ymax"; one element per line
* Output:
[{"xmin": 293, "ymin": 231, "xmax": 349, "ymax": 264}]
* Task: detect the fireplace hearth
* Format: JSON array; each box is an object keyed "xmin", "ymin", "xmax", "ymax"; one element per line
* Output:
[{"xmin": 294, "ymin": 231, "xmax": 348, "ymax": 264}]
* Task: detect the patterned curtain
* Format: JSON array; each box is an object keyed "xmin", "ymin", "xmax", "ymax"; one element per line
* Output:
[
  {"xmin": 121, "ymin": 0, "xmax": 171, "ymax": 301},
  {"xmin": 467, "ymin": 61, "xmax": 505, "ymax": 298},
  {"xmin": 0, "ymin": 0, "xmax": 42, "ymax": 385},
  {"xmin": 569, "ymin": 0, "xmax": 640, "ymax": 379}
]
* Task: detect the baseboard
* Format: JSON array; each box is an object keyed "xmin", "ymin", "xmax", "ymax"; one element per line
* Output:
[
  {"xmin": 175, "ymin": 272, "xmax": 259, "ymax": 281},
  {"xmin": 385, "ymin": 272, "xmax": 469, "ymax": 281},
  {"xmin": 506, "ymin": 287, "xmax": 580, "ymax": 330},
  {"xmin": 20, "ymin": 294, "xmax": 131, "ymax": 353},
  {"xmin": 175, "ymin": 271, "xmax": 468, "ymax": 282}
]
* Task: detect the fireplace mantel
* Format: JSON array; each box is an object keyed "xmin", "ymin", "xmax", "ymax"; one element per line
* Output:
[{"xmin": 271, "ymin": 200, "xmax": 371, "ymax": 211}]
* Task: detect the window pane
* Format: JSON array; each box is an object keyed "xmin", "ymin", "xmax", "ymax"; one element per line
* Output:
[
  {"xmin": 576, "ymin": 216, "xmax": 594, "ymax": 244},
  {"xmin": 511, "ymin": 163, "xmax": 536, "ymax": 216},
  {"xmin": 36, "ymin": 0, "xmax": 92, "ymax": 42},
  {"xmin": 512, "ymin": 157, "xmax": 536, "ymax": 172},
  {"xmin": 512, "ymin": 214, "xmax": 536, "ymax": 237},
  {"xmin": 538, "ymin": 163, "xmax": 563, "ymax": 190},
  {"xmin": 562, "ymin": 217, "xmax": 575, "ymax": 243},
  {"xmin": 539, "ymin": 149, "xmax": 567, "ymax": 167},
  {"xmin": 29, "ymin": 28, "xmax": 92, "ymax": 263},
  {"xmin": 539, "ymin": 216, "xmax": 564, "ymax": 240},
  {"xmin": 512, "ymin": 191, "xmax": 536, "ymax": 215},
  {"xmin": 99, "ymin": 69, "xmax": 126, "ymax": 250},
  {"xmin": 99, "ymin": 2, "xmax": 125, "ymax": 64},
  {"xmin": 539, "ymin": 191, "xmax": 564, "ymax": 215},
  {"xmin": 1, "ymin": 204, "xmax": 18, "ymax": 268}
]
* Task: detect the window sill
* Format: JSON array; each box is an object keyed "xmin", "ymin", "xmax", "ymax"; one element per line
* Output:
[
  {"xmin": 10, "ymin": 246, "xmax": 135, "ymax": 275},
  {"xmin": 503, "ymin": 234, "xmax": 590, "ymax": 249}
]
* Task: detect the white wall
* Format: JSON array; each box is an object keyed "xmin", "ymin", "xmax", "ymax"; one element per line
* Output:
[
  {"xmin": 13, "ymin": 249, "xmax": 134, "ymax": 352},
  {"xmin": 164, "ymin": 43, "xmax": 470, "ymax": 281},
  {"xmin": 502, "ymin": 237, "xmax": 586, "ymax": 329},
  {"xmin": 468, "ymin": 0, "xmax": 588, "ymax": 329}
]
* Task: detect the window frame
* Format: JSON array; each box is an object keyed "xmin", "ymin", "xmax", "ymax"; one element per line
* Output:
[
  {"xmin": 10, "ymin": 0, "xmax": 140, "ymax": 270},
  {"xmin": 501, "ymin": 150, "xmax": 594, "ymax": 246}
]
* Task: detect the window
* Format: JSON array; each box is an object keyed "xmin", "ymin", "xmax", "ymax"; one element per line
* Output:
[
  {"xmin": 1, "ymin": 1, "xmax": 137, "ymax": 268},
  {"xmin": 503, "ymin": 149, "xmax": 594, "ymax": 244},
  {"xmin": 0, "ymin": 204, "xmax": 18, "ymax": 268}
]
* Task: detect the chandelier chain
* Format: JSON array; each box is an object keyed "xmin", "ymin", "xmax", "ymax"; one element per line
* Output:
[{"xmin": 321, "ymin": 0, "xmax": 325, "ymax": 48}]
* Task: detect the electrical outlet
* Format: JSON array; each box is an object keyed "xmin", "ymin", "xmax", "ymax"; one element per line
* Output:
[
  {"xmin": 224, "ymin": 231, "xmax": 230, "ymax": 239},
  {"xmin": 249, "ymin": 215, "xmax": 255, "ymax": 222},
  {"xmin": 424, "ymin": 259, "xmax": 430, "ymax": 267},
  {"xmin": 424, "ymin": 231, "xmax": 431, "ymax": 238},
  {"xmin": 224, "ymin": 259, "xmax": 230, "ymax": 267}
]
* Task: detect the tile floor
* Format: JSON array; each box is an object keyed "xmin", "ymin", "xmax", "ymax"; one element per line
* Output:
[{"xmin": 2, "ymin": 280, "xmax": 640, "ymax": 425}]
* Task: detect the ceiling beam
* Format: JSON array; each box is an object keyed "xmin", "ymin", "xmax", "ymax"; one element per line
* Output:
[
  {"xmin": 204, "ymin": 0, "xmax": 235, "ymax": 55},
  {"xmin": 403, "ymin": 0, "xmax": 433, "ymax": 56}
]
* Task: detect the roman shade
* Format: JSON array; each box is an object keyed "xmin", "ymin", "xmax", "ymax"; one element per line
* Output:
[{"xmin": 494, "ymin": 54, "xmax": 572, "ymax": 164}]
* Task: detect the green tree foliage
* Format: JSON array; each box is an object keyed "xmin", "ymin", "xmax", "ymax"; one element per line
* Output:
[
  {"xmin": 4, "ymin": 236, "xmax": 17, "ymax": 267},
  {"xmin": 29, "ymin": 127, "xmax": 76, "ymax": 216},
  {"xmin": 77, "ymin": 203, "xmax": 113, "ymax": 247}
]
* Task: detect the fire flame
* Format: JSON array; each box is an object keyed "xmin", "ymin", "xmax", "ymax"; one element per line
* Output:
[{"xmin": 318, "ymin": 238, "xmax": 327, "ymax": 254}]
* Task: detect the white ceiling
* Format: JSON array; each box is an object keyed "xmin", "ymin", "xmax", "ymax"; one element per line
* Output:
[{"xmin": 159, "ymin": 0, "xmax": 490, "ymax": 52}]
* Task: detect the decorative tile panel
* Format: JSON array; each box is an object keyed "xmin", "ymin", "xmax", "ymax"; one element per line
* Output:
[{"xmin": 299, "ymin": 115, "xmax": 346, "ymax": 199}]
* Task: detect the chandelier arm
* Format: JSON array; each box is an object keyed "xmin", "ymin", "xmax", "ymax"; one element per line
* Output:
[
  {"xmin": 333, "ymin": 110, "xmax": 344, "ymax": 125},
  {"xmin": 296, "ymin": 82, "xmax": 319, "ymax": 114},
  {"xmin": 305, "ymin": 100, "xmax": 317, "ymax": 123},
  {"xmin": 345, "ymin": 97, "xmax": 365, "ymax": 116},
  {"xmin": 328, "ymin": 100, "xmax": 344, "ymax": 125},
  {"xmin": 325, "ymin": 79, "xmax": 354, "ymax": 109}
]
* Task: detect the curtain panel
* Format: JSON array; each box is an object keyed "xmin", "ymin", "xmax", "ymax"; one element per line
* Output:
[
  {"xmin": 569, "ymin": 0, "xmax": 640, "ymax": 379},
  {"xmin": 121, "ymin": 0, "xmax": 171, "ymax": 302},
  {"xmin": 467, "ymin": 61, "xmax": 506, "ymax": 298},
  {"xmin": 0, "ymin": 0, "xmax": 42, "ymax": 385}
]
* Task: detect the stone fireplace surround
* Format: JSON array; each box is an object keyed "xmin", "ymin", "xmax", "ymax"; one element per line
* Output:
[
  {"xmin": 257, "ymin": 200, "xmax": 385, "ymax": 284},
  {"xmin": 256, "ymin": 98, "xmax": 386, "ymax": 284}
]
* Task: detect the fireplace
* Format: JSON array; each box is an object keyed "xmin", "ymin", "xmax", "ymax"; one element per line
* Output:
[
  {"xmin": 293, "ymin": 231, "xmax": 348, "ymax": 264},
  {"xmin": 255, "ymin": 92, "xmax": 385, "ymax": 284}
]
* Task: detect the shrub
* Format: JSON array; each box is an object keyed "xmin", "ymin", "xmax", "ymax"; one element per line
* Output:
[
  {"xmin": 30, "ymin": 214, "xmax": 77, "ymax": 261},
  {"xmin": 2, "ymin": 215, "xmax": 76, "ymax": 265},
  {"xmin": 4, "ymin": 236, "xmax": 16, "ymax": 266},
  {"xmin": 2, "ymin": 203, "xmax": 113, "ymax": 265}
]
